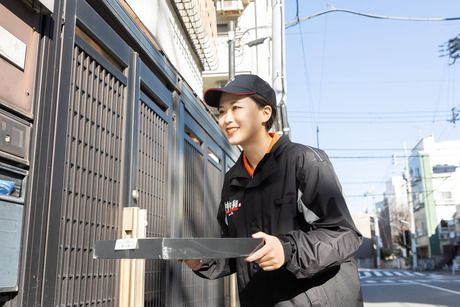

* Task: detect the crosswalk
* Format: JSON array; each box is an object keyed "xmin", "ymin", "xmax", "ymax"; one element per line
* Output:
[
  {"xmin": 361, "ymin": 277, "xmax": 460, "ymax": 287},
  {"xmin": 359, "ymin": 270, "xmax": 427, "ymax": 279}
]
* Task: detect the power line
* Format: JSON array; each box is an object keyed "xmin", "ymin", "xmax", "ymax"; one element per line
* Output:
[
  {"xmin": 345, "ymin": 175, "xmax": 456, "ymax": 199},
  {"xmin": 287, "ymin": 110, "xmax": 450, "ymax": 114},
  {"xmin": 342, "ymin": 178, "xmax": 460, "ymax": 185},
  {"xmin": 288, "ymin": 115, "xmax": 450, "ymax": 119},
  {"xmin": 286, "ymin": 7, "xmax": 460, "ymax": 29},
  {"xmin": 289, "ymin": 120, "xmax": 448, "ymax": 124},
  {"xmin": 324, "ymin": 148, "xmax": 416, "ymax": 151},
  {"xmin": 287, "ymin": 109, "xmax": 452, "ymax": 123},
  {"xmin": 296, "ymin": 0, "xmax": 318, "ymax": 141},
  {"xmin": 329, "ymin": 154, "xmax": 460, "ymax": 159}
]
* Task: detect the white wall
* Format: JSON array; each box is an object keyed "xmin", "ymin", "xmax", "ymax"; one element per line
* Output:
[
  {"xmin": 125, "ymin": 0, "xmax": 203, "ymax": 97},
  {"xmin": 203, "ymin": 0, "xmax": 273, "ymax": 86}
]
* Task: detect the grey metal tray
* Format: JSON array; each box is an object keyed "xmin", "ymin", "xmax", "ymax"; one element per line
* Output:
[{"xmin": 94, "ymin": 238, "xmax": 264, "ymax": 260}]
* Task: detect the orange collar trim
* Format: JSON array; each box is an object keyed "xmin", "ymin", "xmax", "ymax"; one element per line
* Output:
[{"xmin": 242, "ymin": 133, "xmax": 280, "ymax": 177}]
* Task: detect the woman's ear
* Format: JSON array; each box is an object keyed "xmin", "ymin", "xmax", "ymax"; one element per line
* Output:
[{"xmin": 261, "ymin": 105, "xmax": 272, "ymax": 125}]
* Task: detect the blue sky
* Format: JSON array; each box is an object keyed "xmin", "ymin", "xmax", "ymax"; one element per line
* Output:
[{"xmin": 284, "ymin": 1, "xmax": 460, "ymax": 213}]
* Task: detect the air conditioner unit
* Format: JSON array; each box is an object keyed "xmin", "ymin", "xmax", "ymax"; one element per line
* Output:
[{"xmin": 215, "ymin": 0, "xmax": 246, "ymax": 17}]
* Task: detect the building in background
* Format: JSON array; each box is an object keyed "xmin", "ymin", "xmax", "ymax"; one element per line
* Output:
[
  {"xmin": 376, "ymin": 199, "xmax": 391, "ymax": 250},
  {"xmin": 203, "ymin": 0, "xmax": 272, "ymax": 89},
  {"xmin": 379, "ymin": 176, "xmax": 410, "ymax": 258},
  {"xmin": 455, "ymin": 205, "xmax": 460, "ymax": 255},
  {"xmin": 353, "ymin": 213, "xmax": 376, "ymax": 268},
  {"xmin": 202, "ymin": 0, "xmax": 290, "ymax": 134},
  {"xmin": 409, "ymin": 136, "xmax": 460, "ymax": 267},
  {"xmin": 125, "ymin": 0, "xmax": 219, "ymax": 98}
]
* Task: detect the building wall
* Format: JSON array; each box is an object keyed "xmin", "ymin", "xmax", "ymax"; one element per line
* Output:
[
  {"xmin": 203, "ymin": 0, "xmax": 273, "ymax": 92},
  {"xmin": 124, "ymin": 0, "xmax": 217, "ymax": 98},
  {"xmin": 352, "ymin": 213, "xmax": 374, "ymax": 267},
  {"xmin": 410, "ymin": 136, "xmax": 460, "ymax": 258},
  {"xmin": 385, "ymin": 176, "xmax": 409, "ymax": 248},
  {"xmin": 385, "ymin": 175, "xmax": 410, "ymax": 251}
]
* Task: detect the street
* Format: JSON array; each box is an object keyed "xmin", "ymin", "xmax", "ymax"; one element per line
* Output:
[{"xmin": 361, "ymin": 269, "xmax": 460, "ymax": 307}]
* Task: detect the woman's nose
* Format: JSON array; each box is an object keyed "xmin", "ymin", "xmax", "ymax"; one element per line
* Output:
[{"xmin": 223, "ymin": 110, "xmax": 233, "ymax": 124}]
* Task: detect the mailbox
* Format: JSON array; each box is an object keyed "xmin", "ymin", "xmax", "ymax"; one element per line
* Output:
[
  {"xmin": 0, "ymin": 163, "xmax": 27, "ymax": 293},
  {"xmin": 0, "ymin": 0, "xmax": 41, "ymax": 119}
]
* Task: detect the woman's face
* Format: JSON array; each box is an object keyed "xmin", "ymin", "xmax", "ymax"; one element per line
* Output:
[{"xmin": 218, "ymin": 93, "xmax": 271, "ymax": 146}]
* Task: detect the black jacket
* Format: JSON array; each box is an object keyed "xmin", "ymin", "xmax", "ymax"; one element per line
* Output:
[{"xmin": 195, "ymin": 136, "xmax": 363, "ymax": 307}]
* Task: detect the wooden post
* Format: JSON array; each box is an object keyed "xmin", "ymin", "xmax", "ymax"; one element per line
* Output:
[{"xmin": 119, "ymin": 207, "xmax": 147, "ymax": 307}]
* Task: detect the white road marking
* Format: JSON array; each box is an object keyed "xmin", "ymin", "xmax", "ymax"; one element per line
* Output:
[
  {"xmin": 392, "ymin": 271, "xmax": 405, "ymax": 276},
  {"xmin": 360, "ymin": 271, "xmax": 372, "ymax": 278},
  {"xmin": 409, "ymin": 280, "xmax": 460, "ymax": 295},
  {"xmin": 383, "ymin": 271, "xmax": 394, "ymax": 276},
  {"xmin": 361, "ymin": 283, "xmax": 411, "ymax": 287},
  {"xmin": 382, "ymin": 279, "xmax": 395, "ymax": 283},
  {"xmin": 373, "ymin": 271, "xmax": 383, "ymax": 277}
]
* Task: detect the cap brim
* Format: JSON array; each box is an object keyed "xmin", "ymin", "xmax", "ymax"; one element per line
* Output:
[{"xmin": 204, "ymin": 88, "xmax": 256, "ymax": 108}]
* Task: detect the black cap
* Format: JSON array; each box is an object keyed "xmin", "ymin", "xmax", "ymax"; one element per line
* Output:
[{"xmin": 204, "ymin": 74, "xmax": 276, "ymax": 108}]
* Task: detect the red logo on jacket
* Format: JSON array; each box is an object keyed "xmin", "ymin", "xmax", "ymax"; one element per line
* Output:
[{"xmin": 224, "ymin": 200, "xmax": 241, "ymax": 216}]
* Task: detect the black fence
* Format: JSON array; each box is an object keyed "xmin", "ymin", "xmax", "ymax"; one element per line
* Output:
[{"xmin": 1, "ymin": 0, "xmax": 239, "ymax": 306}]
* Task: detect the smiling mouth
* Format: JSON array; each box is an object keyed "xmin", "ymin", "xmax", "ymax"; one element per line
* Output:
[{"xmin": 226, "ymin": 127, "xmax": 239, "ymax": 135}]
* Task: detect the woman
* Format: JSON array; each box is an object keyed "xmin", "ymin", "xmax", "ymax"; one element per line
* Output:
[{"xmin": 185, "ymin": 74, "xmax": 363, "ymax": 307}]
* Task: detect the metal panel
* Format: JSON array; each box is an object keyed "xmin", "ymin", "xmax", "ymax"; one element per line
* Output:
[
  {"xmin": 183, "ymin": 137, "xmax": 205, "ymax": 238},
  {"xmin": 0, "ymin": 201, "xmax": 23, "ymax": 292},
  {"xmin": 181, "ymin": 135, "xmax": 206, "ymax": 306},
  {"xmin": 0, "ymin": 110, "xmax": 31, "ymax": 164},
  {"xmin": 205, "ymin": 160, "xmax": 223, "ymax": 237},
  {"xmin": 0, "ymin": 0, "xmax": 40, "ymax": 118},
  {"xmin": 54, "ymin": 45, "xmax": 124, "ymax": 306},
  {"xmin": 137, "ymin": 96, "xmax": 170, "ymax": 306},
  {"xmin": 94, "ymin": 238, "xmax": 263, "ymax": 259},
  {"xmin": 76, "ymin": 0, "xmax": 130, "ymax": 68},
  {"xmin": 204, "ymin": 149, "xmax": 228, "ymax": 307},
  {"xmin": 140, "ymin": 63, "xmax": 173, "ymax": 110},
  {"xmin": 0, "ymin": 165, "xmax": 27, "ymax": 307}
]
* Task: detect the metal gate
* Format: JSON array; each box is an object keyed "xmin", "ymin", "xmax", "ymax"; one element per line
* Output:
[
  {"xmin": 134, "ymin": 60, "xmax": 174, "ymax": 307},
  {"xmin": 5, "ymin": 0, "xmax": 240, "ymax": 306},
  {"xmin": 43, "ymin": 1, "xmax": 132, "ymax": 305}
]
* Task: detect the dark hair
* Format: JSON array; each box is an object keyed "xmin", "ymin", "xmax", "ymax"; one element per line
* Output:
[{"xmin": 250, "ymin": 94, "xmax": 277, "ymax": 131}]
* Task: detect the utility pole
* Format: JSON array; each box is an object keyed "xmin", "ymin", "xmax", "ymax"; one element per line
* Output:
[
  {"xmin": 373, "ymin": 195, "xmax": 381, "ymax": 269},
  {"xmin": 449, "ymin": 107, "xmax": 459, "ymax": 125},
  {"xmin": 365, "ymin": 191, "xmax": 380, "ymax": 269},
  {"xmin": 316, "ymin": 126, "xmax": 320, "ymax": 148},
  {"xmin": 272, "ymin": 0, "xmax": 290, "ymax": 137},
  {"xmin": 228, "ymin": 20, "xmax": 235, "ymax": 80},
  {"xmin": 403, "ymin": 145, "xmax": 418, "ymax": 270}
]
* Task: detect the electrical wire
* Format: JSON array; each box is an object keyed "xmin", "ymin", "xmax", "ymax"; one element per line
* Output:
[
  {"xmin": 296, "ymin": 0, "xmax": 317, "ymax": 141},
  {"xmin": 288, "ymin": 110, "xmax": 450, "ymax": 114},
  {"xmin": 289, "ymin": 120, "xmax": 449, "ymax": 124},
  {"xmin": 342, "ymin": 178, "xmax": 460, "ymax": 185},
  {"xmin": 286, "ymin": 7, "xmax": 460, "ymax": 29},
  {"xmin": 329, "ymin": 155, "xmax": 460, "ymax": 159},
  {"xmin": 323, "ymin": 148, "xmax": 425, "ymax": 151}
]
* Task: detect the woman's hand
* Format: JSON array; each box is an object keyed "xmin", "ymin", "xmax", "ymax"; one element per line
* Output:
[
  {"xmin": 245, "ymin": 232, "xmax": 285, "ymax": 271},
  {"xmin": 182, "ymin": 259, "xmax": 203, "ymax": 271}
]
